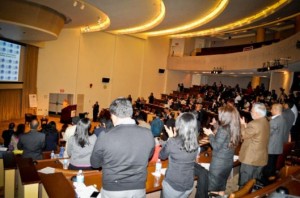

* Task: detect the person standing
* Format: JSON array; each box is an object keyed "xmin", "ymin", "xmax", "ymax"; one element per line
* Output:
[
  {"xmin": 160, "ymin": 112, "xmax": 198, "ymax": 198},
  {"xmin": 63, "ymin": 116, "xmax": 80, "ymax": 157},
  {"xmin": 17, "ymin": 120, "xmax": 45, "ymax": 160},
  {"xmin": 148, "ymin": 92, "xmax": 154, "ymax": 104},
  {"xmin": 238, "ymin": 103, "xmax": 270, "ymax": 187},
  {"xmin": 151, "ymin": 111, "xmax": 164, "ymax": 137},
  {"xmin": 92, "ymin": 101, "xmax": 100, "ymax": 122},
  {"xmin": 90, "ymin": 97, "xmax": 154, "ymax": 198},
  {"xmin": 67, "ymin": 118, "xmax": 97, "ymax": 170},
  {"xmin": 282, "ymin": 100, "xmax": 295, "ymax": 142},
  {"xmin": 203, "ymin": 105, "xmax": 241, "ymax": 196},
  {"xmin": 262, "ymin": 103, "xmax": 286, "ymax": 184}
]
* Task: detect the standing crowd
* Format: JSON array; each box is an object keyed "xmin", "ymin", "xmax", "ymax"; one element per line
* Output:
[{"xmin": 2, "ymin": 81, "xmax": 299, "ymax": 198}]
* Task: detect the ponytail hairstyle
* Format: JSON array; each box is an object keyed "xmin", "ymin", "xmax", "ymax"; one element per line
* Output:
[{"xmin": 74, "ymin": 118, "xmax": 91, "ymax": 148}]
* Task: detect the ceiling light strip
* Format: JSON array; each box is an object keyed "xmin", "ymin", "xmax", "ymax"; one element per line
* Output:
[
  {"xmin": 109, "ymin": 1, "xmax": 165, "ymax": 34},
  {"xmin": 171, "ymin": 0, "xmax": 290, "ymax": 38},
  {"xmin": 145, "ymin": 0, "xmax": 229, "ymax": 37},
  {"xmin": 221, "ymin": 12, "xmax": 300, "ymax": 36}
]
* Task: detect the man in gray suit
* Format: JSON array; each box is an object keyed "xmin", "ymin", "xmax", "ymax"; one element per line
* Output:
[
  {"xmin": 18, "ymin": 120, "xmax": 45, "ymax": 160},
  {"xmin": 262, "ymin": 103, "xmax": 286, "ymax": 183},
  {"xmin": 282, "ymin": 100, "xmax": 295, "ymax": 142}
]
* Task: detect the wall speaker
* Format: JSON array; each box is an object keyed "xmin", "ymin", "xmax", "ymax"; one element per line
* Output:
[
  {"xmin": 158, "ymin": 69, "xmax": 165, "ymax": 73},
  {"xmin": 102, "ymin": 77, "xmax": 110, "ymax": 83}
]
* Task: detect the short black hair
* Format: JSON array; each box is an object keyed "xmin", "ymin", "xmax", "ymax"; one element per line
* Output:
[{"xmin": 8, "ymin": 122, "xmax": 15, "ymax": 129}]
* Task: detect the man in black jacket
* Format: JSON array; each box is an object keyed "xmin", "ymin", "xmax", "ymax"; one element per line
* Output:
[
  {"xmin": 2, "ymin": 122, "xmax": 15, "ymax": 148},
  {"xmin": 91, "ymin": 97, "xmax": 155, "ymax": 198}
]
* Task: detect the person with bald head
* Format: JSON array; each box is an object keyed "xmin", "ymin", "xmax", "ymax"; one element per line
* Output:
[
  {"xmin": 18, "ymin": 119, "xmax": 45, "ymax": 160},
  {"xmin": 262, "ymin": 103, "xmax": 287, "ymax": 184}
]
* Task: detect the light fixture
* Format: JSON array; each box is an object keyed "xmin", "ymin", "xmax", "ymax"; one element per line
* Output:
[
  {"xmin": 171, "ymin": 0, "xmax": 290, "ymax": 38},
  {"xmin": 257, "ymin": 57, "xmax": 290, "ymax": 72},
  {"xmin": 109, "ymin": 1, "xmax": 165, "ymax": 35},
  {"xmin": 81, "ymin": 16, "xmax": 111, "ymax": 33},
  {"xmin": 80, "ymin": 3, "xmax": 85, "ymax": 10},
  {"xmin": 143, "ymin": 0, "xmax": 229, "ymax": 37},
  {"xmin": 211, "ymin": 67, "xmax": 223, "ymax": 74},
  {"xmin": 73, "ymin": 0, "xmax": 78, "ymax": 7}
]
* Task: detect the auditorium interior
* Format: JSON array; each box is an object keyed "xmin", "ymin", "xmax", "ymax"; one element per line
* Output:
[{"xmin": 0, "ymin": 0, "xmax": 300, "ymax": 197}]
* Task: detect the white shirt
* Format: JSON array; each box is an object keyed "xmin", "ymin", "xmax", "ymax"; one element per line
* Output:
[
  {"xmin": 291, "ymin": 104, "xmax": 298, "ymax": 125},
  {"xmin": 63, "ymin": 125, "xmax": 77, "ymax": 157}
]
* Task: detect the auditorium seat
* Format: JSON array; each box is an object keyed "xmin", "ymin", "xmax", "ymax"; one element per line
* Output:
[{"xmin": 228, "ymin": 179, "xmax": 256, "ymax": 198}]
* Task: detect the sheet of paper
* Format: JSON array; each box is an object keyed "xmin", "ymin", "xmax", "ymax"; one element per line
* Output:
[
  {"xmin": 37, "ymin": 167, "xmax": 55, "ymax": 174},
  {"xmin": 234, "ymin": 155, "xmax": 239, "ymax": 162},
  {"xmin": 0, "ymin": 147, "xmax": 7, "ymax": 151},
  {"xmin": 74, "ymin": 182, "xmax": 101, "ymax": 198},
  {"xmin": 151, "ymin": 168, "xmax": 167, "ymax": 177},
  {"xmin": 199, "ymin": 163, "xmax": 210, "ymax": 170}
]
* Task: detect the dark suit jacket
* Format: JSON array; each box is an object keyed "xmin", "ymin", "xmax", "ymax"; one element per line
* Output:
[
  {"xmin": 18, "ymin": 129, "xmax": 45, "ymax": 160},
  {"xmin": 268, "ymin": 115, "xmax": 286, "ymax": 154},
  {"xmin": 282, "ymin": 109, "xmax": 295, "ymax": 139},
  {"xmin": 239, "ymin": 117, "xmax": 270, "ymax": 166}
]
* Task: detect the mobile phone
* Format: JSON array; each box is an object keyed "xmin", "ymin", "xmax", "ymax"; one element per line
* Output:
[{"xmin": 90, "ymin": 191, "xmax": 100, "ymax": 198}]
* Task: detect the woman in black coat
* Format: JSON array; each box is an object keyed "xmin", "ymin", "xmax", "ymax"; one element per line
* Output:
[{"xmin": 203, "ymin": 105, "xmax": 241, "ymax": 196}]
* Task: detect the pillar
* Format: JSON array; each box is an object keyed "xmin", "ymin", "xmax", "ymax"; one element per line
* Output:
[
  {"xmin": 251, "ymin": 76, "xmax": 261, "ymax": 89},
  {"xmin": 256, "ymin": 28, "xmax": 265, "ymax": 43}
]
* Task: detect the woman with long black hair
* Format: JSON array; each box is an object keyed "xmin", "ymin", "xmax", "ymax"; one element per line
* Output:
[
  {"xmin": 160, "ymin": 112, "xmax": 198, "ymax": 198},
  {"xmin": 67, "ymin": 118, "xmax": 97, "ymax": 170}
]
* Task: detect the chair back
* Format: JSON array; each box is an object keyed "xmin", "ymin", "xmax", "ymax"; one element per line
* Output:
[
  {"xmin": 276, "ymin": 142, "xmax": 295, "ymax": 170},
  {"xmin": 229, "ymin": 179, "xmax": 256, "ymax": 198},
  {"xmin": 279, "ymin": 165, "xmax": 300, "ymax": 179}
]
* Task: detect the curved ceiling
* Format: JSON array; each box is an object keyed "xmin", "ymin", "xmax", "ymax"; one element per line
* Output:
[{"xmin": 0, "ymin": 0, "xmax": 299, "ymax": 42}]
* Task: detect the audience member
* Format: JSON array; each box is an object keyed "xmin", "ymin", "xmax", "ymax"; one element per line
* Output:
[
  {"xmin": 18, "ymin": 120, "xmax": 45, "ymax": 160},
  {"xmin": 238, "ymin": 103, "xmax": 270, "ymax": 187},
  {"xmin": 262, "ymin": 103, "xmax": 286, "ymax": 184},
  {"xmin": 90, "ymin": 97, "xmax": 154, "ymax": 198},
  {"xmin": 2, "ymin": 122, "xmax": 15, "ymax": 148},
  {"xmin": 148, "ymin": 92, "xmax": 155, "ymax": 104},
  {"xmin": 282, "ymin": 100, "xmax": 295, "ymax": 142},
  {"xmin": 127, "ymin": 94, "xmax": 132, "ymax": 103},
  {"xmin": 59, "ymin": 123, "xmax": 69, "ymax": 139},
  {"xmin": 9, "ymin": 123, "xmax": 25, "ymax": 151},
  {"xmin": 160, "ymin": 112, "xmax": 198, "ymax": 198},
  {"xmin": 93, "ymin": 117, "xmax": 113, "ymax": 137},
  {"xmin": 290, "ymin": 101, "xmax": 298, "ymax": 141},
  {"xmin": 203, "ymin": 105, "xmax": 241, "ymax": 196},
  {"xmin": 63, "ymin": 116, "xmax": 80, "ymax": 157},
  {"xmin": 136, "ymin": 114, "xmax": 151, "ymax": 130},
  {"xmin": 92, "ymin": 101, "xmax": 100, "ymax": 122},
  {"xmin": 42, "ymin": 121, "xmax": 59, "ymax": 151},
  {"xmin": 165, "ymin": 112, "xmax": 176, "ymax": 129},
  {"xmin": 151, "ymin": 111, "xmax": 164, "ymax": 137},
  {"xmin": 67, "ymin": 118, "xmax": 96, "ymax": 170}
]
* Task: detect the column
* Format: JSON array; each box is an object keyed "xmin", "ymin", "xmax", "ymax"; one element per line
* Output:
[
  {"xmin": 256, "ymin": 28, "xmax": 265, "ymax": 43},
  {"xmin": 251, "ymin": 76, "xmax": 261, "ymax": 89}
]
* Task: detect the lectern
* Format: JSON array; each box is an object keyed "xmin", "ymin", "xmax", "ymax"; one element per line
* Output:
[{"xmin": 60, "ymin": 105, "xmax": 77, "ymax": 124}]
